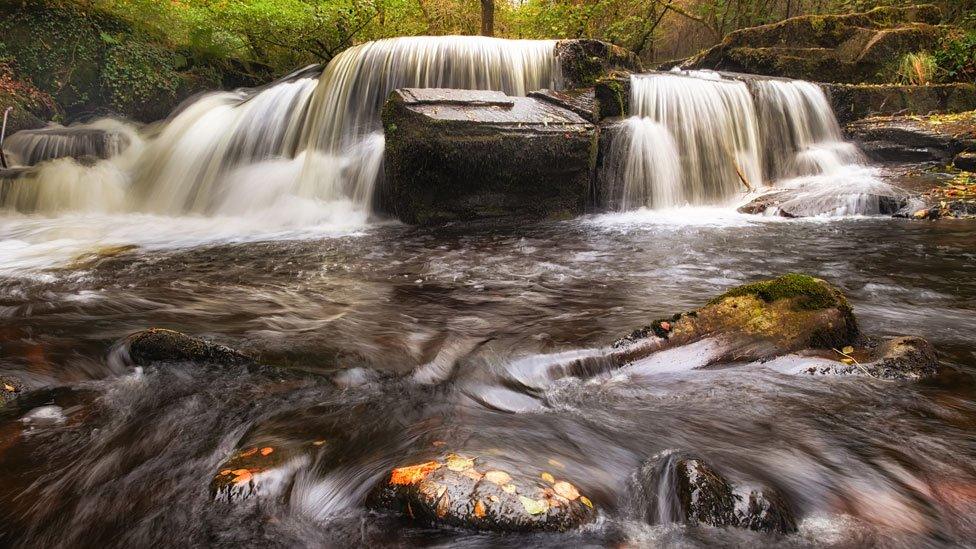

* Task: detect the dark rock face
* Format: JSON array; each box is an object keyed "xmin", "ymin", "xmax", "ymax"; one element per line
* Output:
[
  {"xmin": 382, "ymin": 88, "xmax": 596, "ymax": 225},
  {"xmin": 369, "ymin": 451, "xmax": 596, "ymax": 531},
  {"xmin": 124, "ymin": 328, "xmax": 254, "ymax": 367},
  {"xmin": 594, "ymin": 76, "xmax": 631, "ymax": 120},
  {"xmin": 528, "ymin": 88, "xmax": 599, "ymax": 123},
  {"xmin": 954, "ymin": 152, "xmax": 976, "ymax": 172},
  {"xmin": 633, "ymin": 451, "xmax": 797, "ymax": 534},
  {"xmin": 845, "ymin": 116, "xmax": 976, "ymax": 162},
  {"xmin": 679, "ymin": 5, "xmax": 950, "ymax": 84},
  {"xmin": 555, "ymin": 39, "xmax": 642, "ymax": 89},
  {"xmin": 826, "ymin": 83, "xmax": 976, "ymax": 124},
  {"xmin": 868, "ymin": 336, "xmax": 941, "ymax": 380}
]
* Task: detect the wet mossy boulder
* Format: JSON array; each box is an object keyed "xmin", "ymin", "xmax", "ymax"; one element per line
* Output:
[
  {"xmin": 622, "ymin": 274, "xmax": 858, "ymax": 358},
  {"xmin": 555, "ymin": 39, "xmax": 643, "ymax": 89},
  {"xmin": 124, "ymin": 328, "xmax": 254, "ymax": 367},
  {"xmin": 369, "ymin": 451, "xmax": 596, "ymax": 531},
  {"xmin": 679, "ymin": 5, "xmax": 952, "ymax": 84},
  {"xmin": 382, "ymin": 88, "xmax": 596, "ymax": 225},
  {"xmin": 634, "ymin": 451, "xmax": 797, "ymax": 534}
]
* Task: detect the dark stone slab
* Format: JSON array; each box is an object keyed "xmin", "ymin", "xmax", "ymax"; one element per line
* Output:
[{"xmin": 382, "ymin": 88, "xmax": 597, "ymax": 226}]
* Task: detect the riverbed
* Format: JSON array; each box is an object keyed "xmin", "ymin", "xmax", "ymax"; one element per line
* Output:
[{"xmin": 1, "ymin": 206, "xmax": 974, "ymax": 547}]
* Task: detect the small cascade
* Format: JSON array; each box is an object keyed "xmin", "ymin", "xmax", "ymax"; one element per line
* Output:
[
  {"xmin": 607, "ymin": 70, "xmax": 886, "ymax": 215},
  {"xmin": 3, "ymin": 119, "xmax": 141, "ymax": 167}
]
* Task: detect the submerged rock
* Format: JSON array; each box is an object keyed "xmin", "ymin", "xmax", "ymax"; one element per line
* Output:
[
  {"xmin": 954, "ymin": 152, "xmax": 976, "ymax": 172},
  {"xmin": 382, "ymin": 88, "xmax": 596, "ymax": 225},
  {"xmin": 369, "ymin": 451, "xmax": 596, "ymax": 531},
  {"xmin": 124, "ymin": 328, "xmax": 254, "ymax": 367},
  {"xmin": 633, "ymin": 450, "xmax": 797, "ymax": 534},
  {"xmin": 737, "ymin": 186, "xmax": 909, "ymax": 217}
]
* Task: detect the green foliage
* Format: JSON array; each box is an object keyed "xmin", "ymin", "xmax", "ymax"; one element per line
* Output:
[
  {"xmin": 896, "ymin": 51, "xmax": 939, "ymax": 85},
  {"xmin": 102, "ymin": 43, "xmax": 184, "ymax": 121},
  {"xmin": 935, "ymin": 30, "xmax": 976, "ymax": 82}
]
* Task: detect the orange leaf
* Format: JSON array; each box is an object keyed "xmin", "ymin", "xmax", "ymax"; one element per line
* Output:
[
  {"xmin": 541, "ymin": 472, "xmax": 555, "ymax": 484},
  {"xmin": 260, "ymin": 447, "xmax": 274, "ymax": 456},
  {"xmin": 390, "ymin": 461, "xmax": 441, "ymax": 486},
  {"xmin": 231, "ymin": 469, "xmax": 250, "ymax": 476},
  {"xmin": 473, "ymin": 499, "xmax": 486, "ymax": 518},
  {"xmin": 484, "ymin": 470, "xmax": 511, "ymax": 485},
  {"xmin": 232, "ymin": 471, "xmax": 252, "ymax": 484},
  {"xmin": 462, "ymin": 469, "xmax": 484, "ymax": 482},
  {"xmin": 553, "ymin": 481, "xmax": 580, "ymax": 501},
  {"xmin": 219, "ymin": 469, "xmax": 232, "ymax": 476},
  {"xmin": 240, "ymin": 448, "xmax": 258, "ymax": 458}
]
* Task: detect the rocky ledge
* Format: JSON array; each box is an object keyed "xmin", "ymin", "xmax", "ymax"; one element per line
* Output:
[{"xmin": 381, "ymin": 88, "xmax": 596, "ymax": 225}]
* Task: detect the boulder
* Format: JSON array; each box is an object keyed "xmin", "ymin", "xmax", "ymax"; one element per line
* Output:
[
  {"xmin": 528, "ymin": 88, "xmax": 599, "ymax": 123},
  {"xmin": 617, "ymin": 273, "xmax": 859, "ymax": 359},
  {"xmin": 845, "ymin": 114, "xmax": 976, "ymax": 162},
  {"xmin": 123, "ymin": 328, "xmax": 254, "ymax": 367},
  {"xmin": 678, "ymin": 5, "xmax": 951, "ymax": 84},
  {"xmin": 594, "ymin": 75, "xmax": 631, "ymax": 120},
  {"xmin": 954, "ymin": 152, "xmax": 976, "ymax": 172},
  {"xmin": 369, "ymin": 451, "xmax": 596, "ymax": 531},
  {"xmin": 633, "ymin": 450, "xmax": 797, "ymax": 534},
  {"xmin": 381, "ymin": 88, "xmax": 596, "ymax": 225},
  {"xmin": 555, "ymin": 39, "xmax": 642, "ymax": 89}
]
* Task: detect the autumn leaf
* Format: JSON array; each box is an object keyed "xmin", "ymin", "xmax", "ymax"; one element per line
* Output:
[
  {"xmin": 519, "ymin": 495, "xmax": 549, "ymax": 515},
  {"xmin": 260, "ymin": 447, "xmax": 274, "ymax": 456},
  {"xmin": 473, "ymin": 499, "xmax": 486, "ymax": 518},
  {"xmin": 446, "ymin": 454, "xmax": 475, "ymax": 472},
  {"xmin": 240, "ymin": 448, "xmax": 258, "ymax": 458},
  {"xmin": 390, "ymin": 461, "xmax": 441, "ymax": 485},
  {"xmin": 232, "ymin": 471, "xmax": 252, "ymax": 484},
  {"xmin": 540, "ymin": 472, "xmax": 555, "ymax": 483},
  {"xmin": 312, "ymin": 440, "xmax": 327, "ymax": 446},
  {"xmin": 842, "ymin": 346, "xmax": 854, "ymax": 355},
  {"xmin": 484, "ymin": 470, "xmax": 511, "ymax": 485},
  {"xmin": 219, "ymin": 469, "xmax": 232, "ymax": 475},
  {"xmin": 3, "ymin": 384, "xmax": 14, "ymax": 392},
  {"xmin": 580, "ymin": 496, "xmax": 594, "ymax": 509},
  {"xmin": 553, "ymin": 481, "xmax": 580, "ymax": 500},
  {"xmin": 462, "ymin": 469, "xmax": 484, "ymax": 482}
]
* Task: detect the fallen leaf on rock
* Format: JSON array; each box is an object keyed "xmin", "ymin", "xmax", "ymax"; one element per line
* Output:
[
  {"xmin": 473, "ymin": 499, "xmax": 486, "ymax": 518},
  {"xmin": 232, "ymin": 471, "xmax": 252, "ymax": 484},
  {"xmin": 3, "ymin": 384, "xmax": 14, "ymax": 392},
  {"xmin": 541, "ymin": 472, "xmax": 555, "ymax": 484},
  {"xmin": 842, "ymin": 346, "xmax": 854, "ymax": 355},
  {"xmin": 390, "ymin": 461, "xmax": 441, "ymax": 485},
  {"xmin": 219, "ymin": 469, "xmax": 232, "ymax": 475},
  {"xmin": 519, "ymin": 495, "xmax": 549, "ymax": 515},
  {"xmin": 260, "ymin": 447, "xmax": 274, "ymax": 456},
  {"xmin": 842, "ymin": 358, "xmax": 855, "ymax": 365},
  {"xmin": 484, "ymin": 470, "xmax": 511, "ymax": 485},
  {"xmin": 462, "ymin": 469, "xmax": 484, "ymax": 482},
  {"xmin": 580, "ymin": 496, "xmax": 593, "ymax": 509},
  {"xmin": 231, "ymin": 469, "xmax": 250, "ymax": 475},
  {"xmin": 312, "ymin": 440, "xmax": 327, "ymax": 446},
  {"xmin": 553, "ymin": 481, "xmax": 580, "ymax": 500},
  {"xmin": 446, "ymin": 454, "xmax": 475, "ymax": 472},
  {"xmin": 240, "ymin": 448, "xmax": 258, "ymax": 458}
]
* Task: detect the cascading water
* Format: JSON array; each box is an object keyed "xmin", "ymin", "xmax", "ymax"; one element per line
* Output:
[
  {"xmin": 605, "ymin": 70, "xmax": 897, "ymax": 215},
  {"xmin": 2, "ymin": 36, "xmax": 561, "ymax": 222}
]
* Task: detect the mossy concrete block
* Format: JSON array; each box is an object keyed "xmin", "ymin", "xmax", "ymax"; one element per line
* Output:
[{"xmin": 382, "ymin": 88, "xmax": 597, "ymax": 225}]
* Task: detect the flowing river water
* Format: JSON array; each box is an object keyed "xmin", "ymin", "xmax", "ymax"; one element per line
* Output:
[
  {"xmin": 0, "ymin": 35, "xmax": 975, "ymax": 548},
  {"xmin": 1, "ymin": 209, "xmax": 975, "ymax": 547}
]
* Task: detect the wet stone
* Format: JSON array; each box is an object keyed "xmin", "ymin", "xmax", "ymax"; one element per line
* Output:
[
  {"xmin": 368, "ymin": 452, "xmax": 596, "ymax": 531},
  {"xmin": 124, "ymin": 328, "xmax": 254, "ymax": 367}
]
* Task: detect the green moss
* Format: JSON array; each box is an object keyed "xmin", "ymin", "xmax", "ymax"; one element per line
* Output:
[{"xmin": 709, "ymin": 273, "xmax": 843, "ymax": 311}]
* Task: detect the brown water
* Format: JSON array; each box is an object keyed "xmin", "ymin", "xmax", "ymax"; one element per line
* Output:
[{"xmin": 1, "ymin": 210, "xmax": 975, "ymax": 548}]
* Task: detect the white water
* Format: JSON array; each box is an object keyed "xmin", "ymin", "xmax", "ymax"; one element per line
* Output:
[
  {"xmin": 606, "ymin": 71, "xmax": 897, "ymax": 215},
  {"xmin": 0, "ymin": 36, "xmax": 561, "ymax": 273}
]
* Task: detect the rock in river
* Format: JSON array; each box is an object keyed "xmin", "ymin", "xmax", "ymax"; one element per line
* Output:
[
  {"xmin": 633, "ymin": 450, "xmax": 797, "ymax": 534},
  {"xmin": 123, "ymin": 328, "xmax": 254, "ymax": 367},
  {"xmin": 369, "ymin": 451, "xmax": 596, "ymax": 531},
  {"xmin": 381, "ymin": 88, "xmax": 596, "ymax": 225}
]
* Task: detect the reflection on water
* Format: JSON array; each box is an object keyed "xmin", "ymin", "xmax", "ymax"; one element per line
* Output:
[{"xmin": 1, "ymin": 212, "xmax": 975, "ymax": 547}]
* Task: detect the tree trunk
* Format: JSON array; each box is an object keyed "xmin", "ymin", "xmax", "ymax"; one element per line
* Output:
[{"xmin": 480, "ymin": 0, "xmax": 494, "ymax": 37}]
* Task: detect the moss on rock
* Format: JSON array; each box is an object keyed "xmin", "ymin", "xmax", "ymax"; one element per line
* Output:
[
  {"xmin": 124, "ymin": 328, "xmax": 254, "ymax": 367},
  {"xmin": 709, "ymin": 273, "xmax": 847, "ymax": 311}
]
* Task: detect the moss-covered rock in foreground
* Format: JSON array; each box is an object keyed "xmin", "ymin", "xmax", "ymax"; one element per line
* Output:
[
  {"xmin": 124, "ymin": 328, "xmax": 254, "ymax": 367},
  {"xmin": 369, "ymin": 451, "xmax": 596, "ymax": 531},
  {"xmin": 617, "ymin": 274, "xmax": 859, "ymax": 359}
]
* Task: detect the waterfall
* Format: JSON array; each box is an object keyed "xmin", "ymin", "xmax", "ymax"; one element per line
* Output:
[
  {"xmin": 2, "ymin": 36, "xmax": 561, "ymax": 219},
  {"xmin": 606, "ymin": 71, "xmax": 875, "ymax": 212},
  {"xmin": 3, "ymin": 119, "xmax": 141, "ymax": 167}
]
